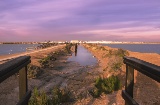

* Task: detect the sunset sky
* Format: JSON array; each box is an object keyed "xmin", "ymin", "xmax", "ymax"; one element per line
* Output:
[{"xmin": 0, "ymin": 0, "xmax": 160, "ymax": 42}]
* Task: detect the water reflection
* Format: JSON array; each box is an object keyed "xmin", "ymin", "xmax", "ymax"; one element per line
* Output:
[{"xmin": 67, "ymin": 45, "xmax": 97, "ymax": 66}]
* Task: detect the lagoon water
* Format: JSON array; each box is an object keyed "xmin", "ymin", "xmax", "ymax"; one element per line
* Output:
[
  {"xmin": 0, "ymin": 44, "xmax": 39, "ymax": 56},
  {"xmin": 102, "ymin": 44, "xmax": 160, "ymax": 54},
  {"xmin": 67, "ymin": 45, "xmax": 97, "ymax": 66}
]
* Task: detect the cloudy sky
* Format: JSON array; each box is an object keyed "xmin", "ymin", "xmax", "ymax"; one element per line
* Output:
[{"xmin": 0, "ymin": 0, "xmax": 160, "ymax": 42}]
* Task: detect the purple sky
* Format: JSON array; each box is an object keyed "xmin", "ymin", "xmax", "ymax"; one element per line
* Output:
[{"xmin": 0, "ymin": 0, "xmax": 160, "ymax": 42}]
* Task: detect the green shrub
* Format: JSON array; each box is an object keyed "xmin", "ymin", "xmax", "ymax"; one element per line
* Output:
[
  {"xmin": 29, "ymin": 87, "xmax": 49, "ymax": 105},
  {"xmin": 65, "ymin": 43, "xmax": 73, "ymax": 54},
  {"xmin": 114, "ymin": 48, "xmax": 129, "ymax": 57},
  {"xmin": 106, "ymin": 49, "xmax": 129, "ymax": 71},
  {"xmin": 38, "ymin": 55, "xmax": 54, "ymax": 68},
  {"xmin": 29, "ymin": 87, "xmax": 71, "ymax": 105},
  {"xmin": 38, "ymin": 44, "xmax": 73, "ymax": 68},
  {"xmin": 103, "ymin": 49, "xmax": 129, "ymax": 58},
  {"xmin": 90, "ymin": 76, "xmax": 122, "ymax": 98},
  {"xmin": 50, "ymin": 87, "xmax": 71, "ymax": 105},
  {"xmin": 89, "ymin": 87, "xmax": 101, "ymax": 98},
  {"xmin": 39, "ymin": 57, "xmax": 50, "ymax": 67},
  {"xmin": 27, "ymin": 65, "xmax": 41, "ymax": 78},
  {"xmin": 111, "ymin": 61, "xmax": 123, "ymax": 71}
]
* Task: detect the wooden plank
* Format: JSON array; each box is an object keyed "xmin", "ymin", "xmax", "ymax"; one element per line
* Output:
[
  {"xmin": 19, "ymin": 66, "xmax": 28, "ymax": 100},
  {"xmin": 122, "ymin": 90, "xmax": 139, "ymax": 105},
  {"xmin": 0, "ymin": 60, "xmax": 30, "ymax": 83},
  {"xmin": 0, "ymin": 56, "xmax": 30, "ymax": 77},
  {"xmin": 17, "ymin": 90, "xmax": 31, "ymax": 105},
  {"xmin": 123, "ymin": 56, "xmax": 160, "ymax": 82},
  {"xmin": 0, "ymin": 56, "xmax": 31, "ymax": 105},
  {"xmin": 125, "ymin": 65, "xmax": 134, "ymax": 105},
  {"xmin": 123, "ymin": 56, "xmax": 160, "ymax": 105}
]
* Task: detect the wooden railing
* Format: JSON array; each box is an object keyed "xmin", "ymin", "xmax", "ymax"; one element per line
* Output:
[
  {"xmin": 122, "ymin": 56, "xmax": 160, "ymax": 105},
  {"xmin": 0, "ymin": 56, "xmax": 31, "ymax": 105}
]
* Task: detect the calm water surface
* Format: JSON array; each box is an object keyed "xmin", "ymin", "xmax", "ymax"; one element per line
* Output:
[
  {"xmin": 67, "ymin": 45, "xmax": 97, "ymax": 66},
  {"xmin": 0, "ymin": 44, "xmax": 39, "ymax": 55},
  {"xmin": 102, "ymin": 44, "xmax": 160, "ymax": 54}
]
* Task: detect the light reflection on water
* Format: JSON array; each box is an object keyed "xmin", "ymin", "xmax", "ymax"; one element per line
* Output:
[{"xmin": 67, "ymin": 45, "xmax": 97, "ymax": 66}]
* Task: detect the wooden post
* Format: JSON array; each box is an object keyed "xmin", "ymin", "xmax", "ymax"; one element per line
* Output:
[
  {"xmin": 125, "ymin": 65, "xmax": 134, "ymax": 105},
  {"xmin": 75, "ymin": 44, "xmax": 77, "ymax": 56},
  {"xmin": 19, "ymin": 66, "xmax": 28, "ymax": 100}
]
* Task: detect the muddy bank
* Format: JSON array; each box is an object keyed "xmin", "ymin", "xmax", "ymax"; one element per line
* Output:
[
  {"xmin": 83, "ymin": 44, "xmax": 160, "ymax": 105},
  {"xmin": 27, "ymin": 44, "xmax": 107, "ymax": 105},
  {"xmin": 0, "ymin": 44, "xmax": 66, "ymax": 104},
  {"xmin": 0, "ymin": 44, "xmax": 104, "ymax": 105}
]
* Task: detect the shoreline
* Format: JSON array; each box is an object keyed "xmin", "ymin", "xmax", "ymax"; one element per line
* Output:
[
  {"xmin": 100, "ymin": 43, "xmax": 160, "ymax": 44},
  {"xmin": 0, "ymin": 45, "xmax": 65, "ymax": 62},
  {"xmin": 0, "ymin": 43, "xmax": 159, "ymax": 61}
]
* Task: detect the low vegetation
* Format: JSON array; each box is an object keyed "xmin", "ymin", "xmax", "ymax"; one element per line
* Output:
[
  {"xmin": 85, "ymin": 44, "xmax": 129, "ymax": 72},
  {"xmin": 38, "ymin": 43, "xmax": 73, "ymax": 68},
  {"xmin": 39, "ymin": 56, "xmax": 50, "ymax": 68},
  {"xmin": 29, "ymin": 87, "xmax": 72, "ymax": 105},
  {"xmin": 65, "ymin": 43, "xmax": 73, "ymax": 54},
  {"xmin": 37, "ymin": 42, "xmax": 58, "ymax": 49},
  {"xmin": 90, "ymin": 76, "xmax": 122, "ymax": 98},
  {"xmin": 29, "ymin": 88, "xmax": 48, "ymax": 105},
  {"xmin": 102, "ymin": 48, "xmax": 129, "ymax": 58},
  {"xmin": 27, "ymin": 64, "xmax": 42, "ymax": 78},
  {"xmin": 108, "ymin": 49, "xmax": 129, "ymax": 71},
  {"xmin": 28, "ymin": 44, "xmax": 124, "ymax": 104},
  {"xmin": 51, "ymin": 87, "xmax": 72, "ymax": 104},
  {"xmin": 28, "ymin": 44, "xmax": 76, "ymax": 104}
]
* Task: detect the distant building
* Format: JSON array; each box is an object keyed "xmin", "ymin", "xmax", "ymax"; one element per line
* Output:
[
  {"xmin": 57, "ymin": 41, "xmax": 65, "ymax": 43},
  {"xmin": 70, "ymin": 40, "xmax": 79, "ymax": 43}
]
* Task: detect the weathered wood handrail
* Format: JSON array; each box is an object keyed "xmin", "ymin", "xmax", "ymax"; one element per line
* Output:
[
  {"xmin": 122, "ymin": 56, "xmax": 160, "ymax": 105},
  {"xmin": 0, "ymin": 56, "xmax": 31, "ymax": 105}
]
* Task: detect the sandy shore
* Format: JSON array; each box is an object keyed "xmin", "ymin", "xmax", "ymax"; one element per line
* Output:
[{"xmin": 0, "ymin": 45, "xmax": 64, "ymax": 62}]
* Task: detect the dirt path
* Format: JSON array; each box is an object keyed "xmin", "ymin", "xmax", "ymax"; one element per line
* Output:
[
  {"xmin": 27, "ymin": 44, "xmax": 125, "ymax": 105},
  {"xmin": 28, "ymin": 45, "xmax": 105, "ymax": 104}
]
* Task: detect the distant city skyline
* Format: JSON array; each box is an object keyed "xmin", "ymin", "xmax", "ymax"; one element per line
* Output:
[{"xmin": 0, "ymin": 0, "xmax": 160, "ymax": 42}]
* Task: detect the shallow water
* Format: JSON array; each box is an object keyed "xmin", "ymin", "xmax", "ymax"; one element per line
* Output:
[
  {"xmin": 67, "ymin": 45, "xmax": 97, "ymax": 66},
  {"xmin": 0, "ymin": 44, "xmax": 39, "ymax": 55},
  {"xmin": 102, "ymin": 44, "xmax": 160, "ymax": 54}
]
